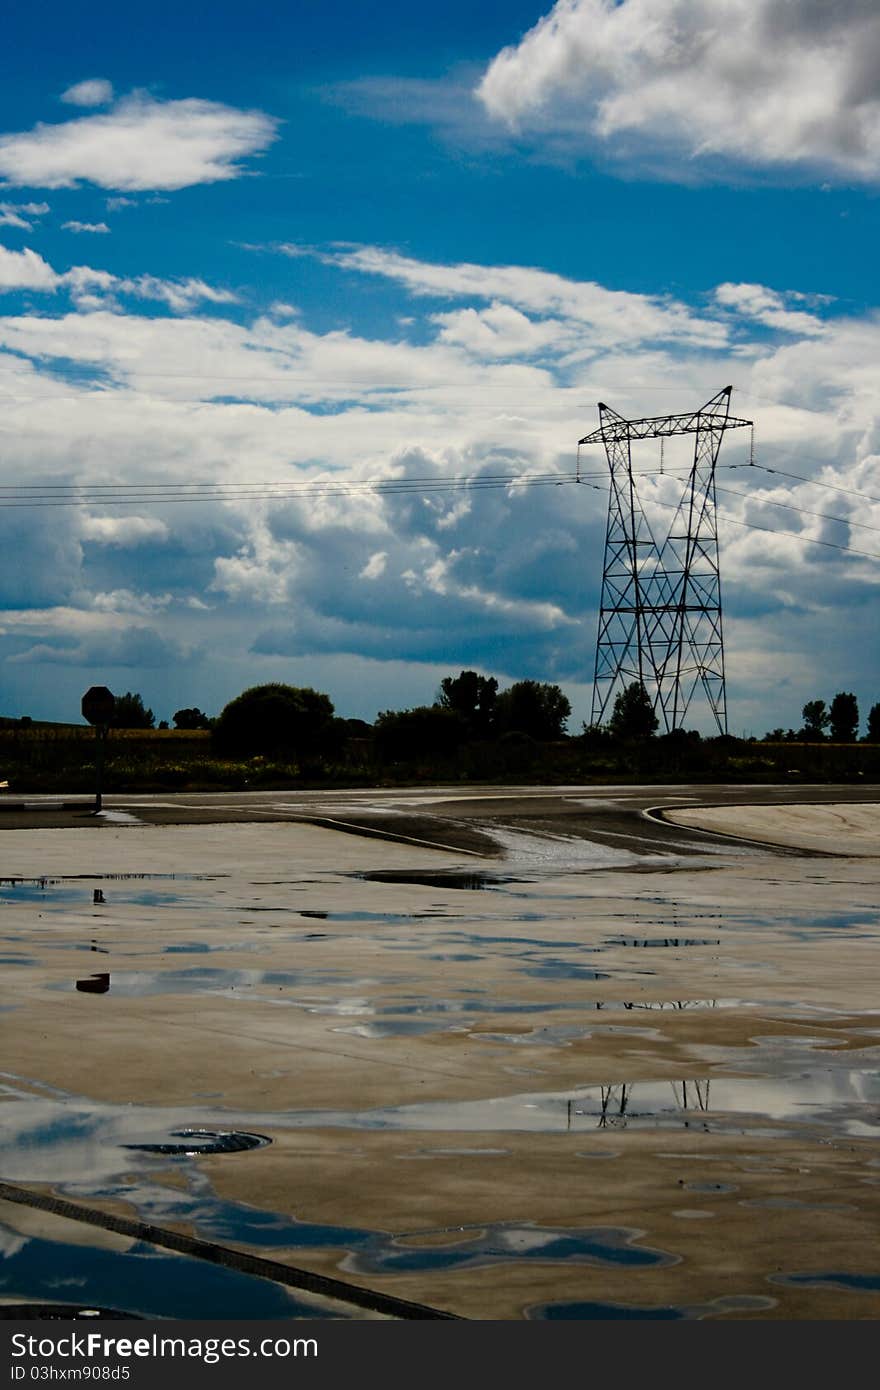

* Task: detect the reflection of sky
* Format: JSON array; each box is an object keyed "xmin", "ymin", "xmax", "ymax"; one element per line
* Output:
[
  {"xmin": 288, "ymin": 1072, "xmax": 880, "ymax": 1135},
  {"xmin": 3, "ymin": 1065, "xmax": 879, "ymax": 1196},
  {"xmin": 49, "ymin": 968, "xmax": 388, "ymax": 998},
  {"xmin": 0, "ymin": 1221, "xmax": 345, "ymax": 1319}
]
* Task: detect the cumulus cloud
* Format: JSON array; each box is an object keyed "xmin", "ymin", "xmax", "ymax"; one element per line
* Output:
[
  {"xmin": 0, "ymin": 92, "xmax": 279, "ymax": 191},
  {"xmin": 122, "ymin": 275, "xmax": 238, "ymax": 312},
  {"xmin": 0, "ymin": 244, "xmax": 59, "ymax": 290},
  {"xmin": 2, "ymin": 604, "xmax": 192, "ymax": 668},
  {"xmin": 308, "ymin": 244, "xmax": 728, "ymax": 349},
  {"xmin": 0, "ymin": 201, "xmax": 49, "ymax": 230},
  {"xmin": 0, "ymin": 243, "xmax": 237, "ymax": 314},
  {"xmin": 360, "ymin": 551, "xmax": 388, "ymax": 579},
  {"xmin": 80, "ymin": 514, "xmax": 170, "ymax": 546},
  {"xmin": 713, "ymin": 284, "xmax": 826, "ymax": 337},
  {"xmin": 63, "ymin": 220, "xmax": 110, "ymax": 234},
  {"xmin": 8, "ymin": 628, "xmax": 186, "ymax": 668},
  {"xmin": 477, "ymin": 0, "xmax": 880, "ymax": 181},
  {"xmin": 61, "ymin": 79, "xmax": 115, "ymax": 107},
  {"xmin": 0, "ymin": 243, "xmax": 877, "ymax": 731}
]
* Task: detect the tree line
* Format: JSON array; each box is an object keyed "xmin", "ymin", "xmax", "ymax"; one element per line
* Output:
[
  {"xmin": 80, "ymin": 678, "xmax": 880, "ymax": 750},
  {"xmin": 765, "ymin": 692, "xmax": 880, "ymax": 744}
]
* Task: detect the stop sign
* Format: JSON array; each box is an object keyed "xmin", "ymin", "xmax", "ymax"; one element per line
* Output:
[{"xmin": 82, "ymin": 686, "xmax": 115, "ymax": 726}]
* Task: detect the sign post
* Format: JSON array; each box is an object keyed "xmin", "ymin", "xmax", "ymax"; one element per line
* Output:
[{"xmin": 81, "ymin": 686, "xmax": 115, "ymax": 814}]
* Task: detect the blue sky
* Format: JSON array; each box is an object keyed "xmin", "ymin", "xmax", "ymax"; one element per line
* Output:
[{"xmin": 0, "ymin": 0, "xmax": 878, "ymax": 735}]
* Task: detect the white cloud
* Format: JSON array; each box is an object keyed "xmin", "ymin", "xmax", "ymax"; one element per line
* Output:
[
  {"xmin": 478, "ymin": 0, "xmax": 880, "ymax": 182},
  {"xmin": 63, "ymin": 220, "xmax": 110, "ymax": 234},
  {"xmin": 122, "ymin": 275, "xmax": 238, "ymax": 312},
  {"xmin": 90, "ymin": 589, "xmax": 174, "ymax": 613},
  {"xmin": 0, "ymin": 243, "xmax": 238, "ymax": 314},
  {"xmin": 0, "ymin": 244, "xmax": 59, "ymax": 290},
  {"xmin": 713, "ymin": 284, "xmax": 827, "ymax": 337},
  {"xmin": 360, "ymin": 551, "xmax": 388, "ymax": 579},
  {"xmin": 0, "ymin": 246, "xmax": 877, "ymax": 732},
  {"xmin": 313, "ymin": 244, "xmax": 728, "ymax": 349},
  {"xmin": 80, "ymin": 514, "xmax": 170, "ymax": 546},
  {"xmin": 0, "ymin": 201, "xmax": 49, "ymax": 230},
  {"xmin": 0, "ymin": 92, "xmax": 279, "ymax": 191},
  {"xmin": 61, "ymin": 79, "xmax": 115, "ymax": 107},
  {"xmin": 433, "ymin": 302, "xmax": 570, "ymax": 358}
]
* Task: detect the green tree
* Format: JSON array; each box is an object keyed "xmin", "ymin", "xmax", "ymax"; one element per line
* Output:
[
  {"xmin": 865, "ymin": 702, "xmax": 880, "ymax": 743},
  {"xmin": 173, "ymin": 707, "xmax": 213, "ymax": 730},
  {"xmin": 212, "ymin": 684, "xmax": 334, "ymax": 756},
  {"xmin": 436, "ymin": 670, "xmax": 498, "ymax": 737},
  {"xmin": 800, "ymin": 699, "xmax": 830, "ymax": 740},
  {"xmin": 828, "ymin": 691, "xmax": 859, "ymax": 742},
  {"xmin": 608, "ymin": 682, "xmax": 658, "ymax": 740},
  {"xmin": 495, "ymin": 680, "xmax": 571, "ymax": 740},
  {"xmin": 374, "ymin": 706, "xmax": 468, "ymax": 762},
  {"xmin": 110, "ymin": 692, "xmax": 155, "ymax": 729}
]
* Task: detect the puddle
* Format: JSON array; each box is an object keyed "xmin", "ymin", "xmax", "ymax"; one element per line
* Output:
[
  {"xmin": 53, "ymin": 968, "xmax": 378, "ymax": 997},
  {"xmin": 162, "ymin": 942, "xmax": 259, "ymax": 955},
  {"xmin": 332, "ymin": 1021, "xmax": 459, "ymax": 1039},
  {"xmin": 343, "ymin": 1222, "xmax": 675, "ymax": 1276},
  {"xmin": 1, "ymin": 1056, "xmax": 875, "ymax": 1313},
  {"xmin": 682, "ymin": 1181, "xmax": 738, "ymax": 1194},
  {"xmin": 1, "ymin": 882, "xmax": 204, "ymax": 909},
  {"xmin": 295, "ymin": 996, "xmax": 736, "ymax": 1022},
  {"xmin": 1, "ymin": 875, "xmax": 207, "ymax": 884},
  {"xmin": 0, "ymin": 1304, "xmax": 135, "ymax": 1320},
  {"xmin": 519, "ymin": 961, "xmax": 610, "ymax": 981},
  {"xmin": 530, "ymin": 1293, "xmax": 775, "ymax": 1320},
  {"xmin": 769, "ymin": 1272, "xmax": 880, "ymax": 1294},
  {"xmin": 603, "ymin": 938, "xmax": 721, "ymax": 949},
  {"xmin": 0, "ymin": 1087, "xmax": 680, "ymax": 1285},
  {"xmin": 0, "ymin": 1220, "xmax": 346, "ymax": 1320},
  {"xmin": 7, "ymin": 1067, "xmax": 866, "ymax": 1147},
  {"xmin": 254, "ymin": 1070, "xmax": 880, "ymax": 1137}
]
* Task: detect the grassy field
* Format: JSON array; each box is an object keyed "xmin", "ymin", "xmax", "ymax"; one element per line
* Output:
[{"xmin": 1, "ymin": 721, "xmax": 878, "ymax": 792}]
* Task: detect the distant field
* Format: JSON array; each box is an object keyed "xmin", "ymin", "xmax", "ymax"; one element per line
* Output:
[{"xmin": 0, "ymin": 722, "xmax": 877, "ymax": 793}]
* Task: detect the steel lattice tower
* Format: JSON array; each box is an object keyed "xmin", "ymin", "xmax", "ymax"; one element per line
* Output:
[{"xmin": 581, "ymin": 387, "xmax": 752, "ymax": 735}]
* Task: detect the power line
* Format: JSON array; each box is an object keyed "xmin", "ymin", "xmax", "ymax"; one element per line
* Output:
[
  {"xmin": 0, "ymin": 467, "xmax": 877, "ymax": 557},
  {"xmin": 728, "ymin": 460, "xmax": 880, "ymax": 507},
  {"xmin": 0, "ymin": 472, "xmax": 585, "ymax": 507},
  {"xmin": 715, "ymin": 484, "xmax": 880, "ymax": 536}
]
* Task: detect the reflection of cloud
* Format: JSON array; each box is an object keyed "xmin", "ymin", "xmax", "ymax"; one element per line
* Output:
[{"xmin": 0, "ymin": 1226, "xmax": 29, "ymax": 1259}]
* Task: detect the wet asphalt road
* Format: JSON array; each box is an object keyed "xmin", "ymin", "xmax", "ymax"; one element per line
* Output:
[{"xmin": 1, "ymin": 783, "xmax": 877, "ymax": 857}]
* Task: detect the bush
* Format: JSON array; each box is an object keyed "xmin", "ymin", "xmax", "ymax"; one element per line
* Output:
[
  {"xmin": 212, "ymin": 684, "xmax": 334, "ymax": 756},
  {"xmin": 374, "ymin": 706, "xmax": 468, "ymax": 762}
]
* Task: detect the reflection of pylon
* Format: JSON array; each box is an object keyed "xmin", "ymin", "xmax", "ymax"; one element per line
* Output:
[
  {"xmin": 580, "ymin": 387, "xmax": 752, "ymax": 734},
  {"xmin": 672, "ymin": 1079, "xmax": 711, "ymax": 1112},
  {"xmin": 581, "ymin": 1080, "xmax": 711, "ymax": 1130},
  {"xmin": 598, "ymin": 1083, "xmax": 630, "ymax": 1127}
]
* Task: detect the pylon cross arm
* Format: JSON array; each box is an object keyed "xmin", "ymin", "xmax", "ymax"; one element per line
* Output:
[{"xmin": 579, "ymin": 412, "xmax": 751, "ymax": 446}]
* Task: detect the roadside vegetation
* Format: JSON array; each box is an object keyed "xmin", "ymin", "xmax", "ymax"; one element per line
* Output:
[{"xmin": 1, "ymin": 677, "xmax": 877, "ymax": 793}]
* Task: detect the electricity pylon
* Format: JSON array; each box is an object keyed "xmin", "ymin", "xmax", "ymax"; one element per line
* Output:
[{"xmin": 580, "ymin": 387, "xmax": 752, "ymax": 734}]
